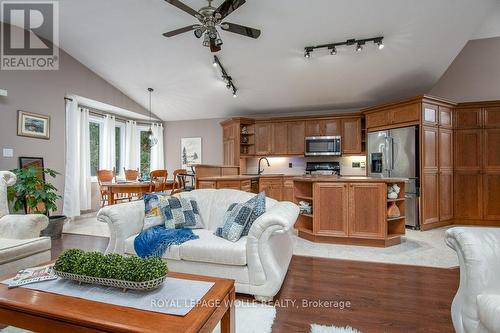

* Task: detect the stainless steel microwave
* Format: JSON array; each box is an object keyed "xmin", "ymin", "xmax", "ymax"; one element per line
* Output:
[{"xmin": 304, "ymin": 136, "xmax": 341, "ymax": 156}]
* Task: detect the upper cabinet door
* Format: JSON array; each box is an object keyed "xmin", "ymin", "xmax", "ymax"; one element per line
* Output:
[
  {"xmin": 391, "ymin": 104, "xmax": 420, "ymax": 125},
  {"xmin": 323, "ymin": 119, "xmax": 341, "ymax": 136},
  {"xmin": 366, "ymin": 111, "xmax": 389, "ymax": 129},
  {"xmin": 422, "ymin": 103, "xmax": 438, "ymax": 126},
  {"xmin": 439, "ymin": 106, "xmax": 453, "ymax": 128},
  {"xmin": 287, "ymin": 121, "xmax": 305, "ymax": 155},
  {"xmin": 439, "ymin": 128, "xmax": 453, "ymax": 170},
  {"xmin": 484, "ymin": 129, "xmax": 500, "ymax": 171},
  {"xmin": 341, "ymin": 118, "xmax": 362, "ymax": 154},
  {"xmin": 422, "ymin": 126, "xmax": 439, "ymax": 171},
  {"xmin": 454, "ymin": 108, "xmax": 482, "ymax": 129},
  {"xmin": 255, "ymin": 123, "xmax": 272, "ymax": 155},
  {"xmin": 272, "ymin": 122, "xmax": 288, "ymax": 155},
  {"xmin": 305, "ymin": 120, "xmax": 322, "ymax": 137},
  {"xmin": 484, "ymin": 107, "xmax": 500, "ymax": 128},
  {"xmin": 454, "ymin": 129, "xmax": 482, "ymax": 170}
]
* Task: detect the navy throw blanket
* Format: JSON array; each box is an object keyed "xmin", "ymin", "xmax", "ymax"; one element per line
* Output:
[{"xmin": 134, "ymin": 226, "xmax": 199, "ymax": 258}]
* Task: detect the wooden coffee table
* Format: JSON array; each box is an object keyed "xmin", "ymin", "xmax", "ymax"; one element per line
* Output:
[{"xmin": 0, "ymin": 272, "xmax": 235, "ymax": 333}]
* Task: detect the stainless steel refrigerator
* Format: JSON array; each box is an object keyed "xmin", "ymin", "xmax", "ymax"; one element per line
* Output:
[{"xmin": 367, "ymin": 126, "xmax": 420, "ymax": 229}]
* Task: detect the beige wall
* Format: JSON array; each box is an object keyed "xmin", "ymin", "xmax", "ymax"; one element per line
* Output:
[
  {"xmin": 430, "ymin": 37, "xmax": 500, "ymax": 101},
  {"xmin": 0, "ymin": 25, "xmax": 148, "ymax": 214},
  {"xmin": 163, "ymin": 118, "xmax": 224, "ymax": 176}
]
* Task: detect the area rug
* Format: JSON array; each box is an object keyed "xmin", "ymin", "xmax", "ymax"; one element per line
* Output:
[
  {"xmin": 310, "ymin": 324, "xmax": 363, "ymax": 333},
  {"xmin": 1, "ymin": 300, "xmax": 276, "ymax": 333}
]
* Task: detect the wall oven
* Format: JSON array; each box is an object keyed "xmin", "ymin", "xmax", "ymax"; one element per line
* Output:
[{"xmin": 304, "ymin": 136, "xmax": 341, "ymax": 156}]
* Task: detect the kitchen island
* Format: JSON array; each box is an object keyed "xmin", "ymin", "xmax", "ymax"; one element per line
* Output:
[{"xmin": 294, "ymin": 176, "xmax": 407, "ymax": 247}]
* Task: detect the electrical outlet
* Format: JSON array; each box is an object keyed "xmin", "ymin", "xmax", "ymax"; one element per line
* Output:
[
  {"xmin": 3, "ymin": 148, "xmax": 13, "ymax": 157},
  {"xmin": 360, "ymin": 161, "xmax": 366, "ymax": 168},
  {"xmin": 289, "ymin": 162, "xmax": 292, "ymax": 168},
  {"xmin": 352, "ymin": 162, "xmax": 361, "ymax": 168}
]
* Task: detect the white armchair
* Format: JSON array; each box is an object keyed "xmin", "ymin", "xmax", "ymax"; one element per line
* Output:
[
  {"xmin": 445, "ymin": 227, "xmax": 500, "ymax": 333},
  {"xmin": 98, "ymin": 189, "xmax": 299, "ymax": 300},
  {"xmin": 0, "ymin": 171, "xmax": 52, "ymax": 276}
]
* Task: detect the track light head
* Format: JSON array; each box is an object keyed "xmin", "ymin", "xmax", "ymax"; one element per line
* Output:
[
  {"xmin": 194, "ymin": 28, "xmax": 203, "ymax": 39},
  {"xmin": 233, "ymin": 90, "xmax": 237, "ymax": 98},
  {"xmin": 304, "ymin": 48, "xmax": 312, "ymax": 58},
  {"xmin": 356, "ymin": 42, "xmax": 364, "ymax": 52},
  {"xmin": 330, "ymin": 47, "xmax": 337, "ymax": 55}
]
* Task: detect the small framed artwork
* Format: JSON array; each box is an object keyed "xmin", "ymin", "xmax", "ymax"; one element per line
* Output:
[
  {"xmin": 181, "ymin": 137, "xmax": 202, "ymax": 169},
  {"xmin": 17, "ymin": 110, "xmax": 50, "ymax": 139},
  {"xmin": 19, "ymin": 157, "xmax": 45, "ymax": 181}
]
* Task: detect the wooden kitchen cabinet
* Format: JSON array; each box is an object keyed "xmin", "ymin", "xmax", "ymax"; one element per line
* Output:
[
  {"xmin": 287, "ymin": 121, "xmax": 305, "ymax": 155},
  {"xmin": 484, "ymin": 107, "xmax": 500, "ymax": 128},
  {"xmin": 422, "ymin": 126, "xmax": 439, "ymax": 171},
  {"xmin": 483, "ymin": 129, "xmax": 500, "ymax": 171},
  {"xmin": 305, "ymin": 120, "xmax": 322, "ymax": 136},
  {"xmin": 255, "ymin": 123, "xmax": 272, "ymax": 155},
  {"xmin": 197, "ymin": 181, "xmax": 217, "ymax": 189},
  {"xmin": 223, "ymin": 139, "xmax": 236, "ymax": 166},
  {"xmin": 454, "ymin": 108, "xmax": 482, "ymax": 129},
  {"xmin": 422, "ymin": 103, "xmax": 438, "ymax": 126},
  {"xmin": 259, "ymin": 177, "xmax": 283, "ymax": 201},
  {"xmin": 313, "ymin": 183, "xmax": 348, "ymax": 237},
  {"xmin": 272, "ymin": 122, "xmax": 288, "ymax": 155},
  {"xmin": 454, "ymin": 130, "xmax": 482, "ymax": 170},
  {"xmin": 483, "ymin": 172, "xmax": 500, "ymax": 221},
  {"xmin": 324, "ymin": 119, "xmax": 341, "ymax": 136},
  {"xmin": 305, "ymin": 119, "xmax": 341, "ymax": 136},
  {"xmin": 439, "ymin": 128, "xmax": 453, "ymax": 170},
  {"xmin": 341, "ymin": 118, "xmax": 362, "ymax": 154},
  {"xmin": 439, "ymin": 106, "xmax": 453, "ymax": 128},
  {"xmin": 439, "ymin": 171, "xmax": 454, "ymax": 221},
  {"xmin": 348, "ymin": 183, "xmax": 386, "ymax": 239},
  {"xmin": 282, "ymin": 177, "xmax": 295, "ymax": 202},
  {"xmin": 421, "ymin": 171, "xmax": 439, "ymax": 225},
  {"xmin": 454, "ymin": 171, "xmax": 483, "ymax": 220}
]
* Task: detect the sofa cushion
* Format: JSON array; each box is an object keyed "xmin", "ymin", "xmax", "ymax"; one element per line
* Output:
[
  {"xmin": 143, "ymin": 193, "xmax": 203, "ymax": 230},
  {"xmin": 179, "ymin": 229, "xmax": 247, "ymax": 266},
  {"xmin": 124, "ymin": 234, "xmax": 181, "ymax": 260},
  {"xmin": 241, "ymin": 191, "xmax": 266, "ymax": 236},
  {"xmin": 0, "ymin": 237, "xmax": 51, "ymax": 265},
  {"xmin": 477, "ymin": 294, "xmax": 500, "ymax": 333},
  {"xmin": 215, "ymin": 201, "xmax": 254, "ymax": 242}
]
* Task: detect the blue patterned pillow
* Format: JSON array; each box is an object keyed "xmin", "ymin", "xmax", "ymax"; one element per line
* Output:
[
  {"xmin": 143, "ymin": 193, "xmax": 203, "ymax": 230},
  {"xmin": 214, "ymin": 192, "xmax": 266, "ymax": 242}
]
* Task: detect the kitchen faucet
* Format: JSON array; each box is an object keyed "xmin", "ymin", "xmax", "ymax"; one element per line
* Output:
[{"xmin": 258, "ymin": 157, "xmax": 270, "ymax": 175}]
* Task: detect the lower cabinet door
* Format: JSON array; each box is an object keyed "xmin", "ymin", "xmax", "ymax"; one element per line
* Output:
[
  {"xmin": 313, "ymin": 183, "xmax": 348, "ymax": 237},
  {"xmin": 439, "ymin": 171, "xmax": 453, "ymax": 221},
  {"xmin": 483, "ymin": 172, "xmax": 500, "ymax": 221},
  {"xmin": 454, "ymin": 171, "xmax": 483, "ymax": 220},
  {"xmin": 421, "ymin": 171, "xmax": 439, "ymax": 225},
  {"xmin": 347, "ymin": 183, "xmax": 386, "ymax": 239}
]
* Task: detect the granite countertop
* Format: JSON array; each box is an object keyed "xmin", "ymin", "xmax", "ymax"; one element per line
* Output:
[
  {"xmin": 197, "ymin": 175, "xmax": 260, "ymax": 181},
  {"xmin": 293, "ymin": 176, "xmax": 408, "ymax": 183}
]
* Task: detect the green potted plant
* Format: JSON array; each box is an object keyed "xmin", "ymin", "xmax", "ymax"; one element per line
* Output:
[{"xmin": 7, "ymin": 167, "xmax": 65, "ymax": 239}]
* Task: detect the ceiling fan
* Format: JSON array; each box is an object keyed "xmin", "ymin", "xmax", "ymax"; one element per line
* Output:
[{"xmin": 162, "ymin": 0, "xmax": 261, "ymax": 52}]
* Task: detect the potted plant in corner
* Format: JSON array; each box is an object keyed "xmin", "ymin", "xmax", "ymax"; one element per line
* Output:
[{"xmin": 7, "ymin": 167, "xmax": 65, "ymax": 239}]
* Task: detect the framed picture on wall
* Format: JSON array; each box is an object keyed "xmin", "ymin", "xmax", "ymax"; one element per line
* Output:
[
  {"xmin": 19, "ymin": 157, "xmax": 45, "ymax": 181},
  {"xmin": 17, "ymin": 110, "xmax": 50, "ymax": 140},
  {"xmin": 181, "ymin": 137, "xmax": 202, "ymax": 169}
]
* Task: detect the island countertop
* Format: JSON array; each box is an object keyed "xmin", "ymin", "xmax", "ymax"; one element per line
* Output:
[{"xmin": 293, "ymin": 176, "xmax": 408, "ymax": 183}]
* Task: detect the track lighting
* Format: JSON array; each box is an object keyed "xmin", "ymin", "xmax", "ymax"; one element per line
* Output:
[
  {"xmin": 304, "ymin": 36, "xmax": 384, "ymax": 58},
  {"xmin": 213, "ymin": 55, "xmax": 239, "ymax": 98}
]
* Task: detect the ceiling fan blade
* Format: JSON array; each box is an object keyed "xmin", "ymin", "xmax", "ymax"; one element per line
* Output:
[
  {"xmin": 162, "ymin": 25, "xmax": 200, "ymax": 37},
  {"xmin": 210, "ymin": 38, "xmax": 221, "ymax": 53},
  {"xmin": 215, "ymin": 0, "xmax": 246, "ymax": 20},
  {"xmin": 164, "ymin": 0, "xmax": 200, "ymax": 18},
  {"xmin": 220, "ymin": 22, "xmax": 261, "ymax": 39}
]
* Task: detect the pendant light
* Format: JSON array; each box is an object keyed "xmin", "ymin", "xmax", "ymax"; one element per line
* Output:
[{"xmin": 145, "ymin": 88, "xmax": 158, "ymax": 149}]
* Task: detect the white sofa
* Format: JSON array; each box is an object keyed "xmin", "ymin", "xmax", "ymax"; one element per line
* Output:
[
  {"xmin": 445, "ymin": 227, "xmax": 500, "ymax": 333},
  {"xmin": 97, "ymin": 189, "xmax": 299, "ymax": 300},
  {"xmin": 0, "ymin": 171, "xmax": 51, "ymax": 276}
]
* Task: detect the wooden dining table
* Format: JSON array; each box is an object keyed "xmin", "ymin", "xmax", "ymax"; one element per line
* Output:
[{"xmin": 102, "ymin": 181, "xmax": 174, "ymax": 205}]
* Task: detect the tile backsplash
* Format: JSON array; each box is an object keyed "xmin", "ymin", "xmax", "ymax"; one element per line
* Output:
[{"xmin": 246, "ymin": 155, "xmax": 366, "ymax": 176}]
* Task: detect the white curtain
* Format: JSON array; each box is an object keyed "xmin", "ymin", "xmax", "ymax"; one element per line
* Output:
[
  {"xmin": 63, "ymin": 102, "xmax": 91, "ymax": 217},
  {"xmin": 150, "ymin": 123, "xmax": 164, "ymax": 170},
  {"xmin": 100, "ymin": 115, "xmax": 116, "ymax": 170},
  {"xmin": 124, "ymin": 120, "xmax": 140, "ymax": 170}
]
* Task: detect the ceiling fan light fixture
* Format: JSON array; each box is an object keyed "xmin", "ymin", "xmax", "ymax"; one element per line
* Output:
[
  {"xmin": 215, "ymin": 38, "xmax": 223, "ymax": 46},
  {"xmin": 194, "ymin": 28, "xmax": 204, "ymax": 38}
]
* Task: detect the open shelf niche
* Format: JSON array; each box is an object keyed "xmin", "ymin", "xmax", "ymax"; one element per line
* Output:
[
  {"xmin": 240, "ymin": 122, "xmax": 255, "ymax": 157},
  {"xmin": 386, "ymin": 181, "xmax": 406, "ymax": 238},
  {"xmin": 294, "ymin": 180, "xmax": 314, "ymax": 233}
]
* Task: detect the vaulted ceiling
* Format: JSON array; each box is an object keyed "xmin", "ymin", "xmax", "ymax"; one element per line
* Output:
[{"xmin": 55, "ymin": 0, "xmax": 498, "ymax": 120}]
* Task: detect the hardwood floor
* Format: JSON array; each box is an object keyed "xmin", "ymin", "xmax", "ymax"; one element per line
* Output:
[{"xmin": 51, "ymin": 234, "xmax": 459, "ymax": 333}]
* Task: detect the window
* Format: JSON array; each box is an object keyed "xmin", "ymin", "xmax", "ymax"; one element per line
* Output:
[
  {"xmin": 140, "ymin": 130, "xmax": 151, "ymax": 179},
  {"xmin": 89, "ymin": 121, "xmax": 101, "ymax": 177},
  {"xmin": 114, "ymin": 123, "xmax": 125, "ymax": 176}
]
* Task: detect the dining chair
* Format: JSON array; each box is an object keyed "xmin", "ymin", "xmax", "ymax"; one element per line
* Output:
[
  {"xmin": 171, "ymin": 169, "xmax": 196, "ymax": 195},
  {"xmin": 123, "ymin": 168, "xmax": 139, "ymax": 181},
  {"xmin": 149, "ymin": 170, "xmax": 169, "ymax": 193},
  {"xmin": 97, "ymin": 168, "xmax": 116, "ymax": 207}
]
